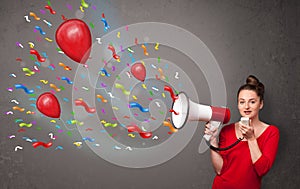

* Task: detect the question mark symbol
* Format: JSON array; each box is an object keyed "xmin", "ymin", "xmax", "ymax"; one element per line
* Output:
[
  {"xmin": 48, "ymin": 133, "xmax": 56, "ymax": 140},
  {"xmin": 11, "ymin": 99, "xmax": 19, "ymax": 104}
]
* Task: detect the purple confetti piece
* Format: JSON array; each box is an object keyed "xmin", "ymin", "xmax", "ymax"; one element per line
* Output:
[
  {"xmin": 40, "ymin": 9, "xmax": 46, "ymax": 14},
  {"xmin": 101, "ymin": 108, "xmax": 105, "ymax": 114},
  {"xmin": 66, "ymin": 3, "xmax": 72, "ymax": 10},
  {"xmin": 92, "ymin": 5, "xmax": 96, "ymax": 10},
  {"xmin": 7, "ymin": 88, "xmax": 13, "ymax": 92},
  {"xmin": 120, "ymin": 45, "xmax": 124, "ymax": 52},
  {"xmin": 112, "ymin": 66, "xmax": 116, "ymax": 71},
  {"xmin": 57, "ymin": 129, "xmax": 64, "ymax": 133},
  {"xmin": 101, "ymin": 83, "xmax": 107, "ymax": 87}
]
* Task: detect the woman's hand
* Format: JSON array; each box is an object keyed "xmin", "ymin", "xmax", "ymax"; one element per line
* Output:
[
  {"xmin": 204, "ymin": 122, "xmax": 219, "ymax": 145},
  {"xmin": 238, "ymin": 119, "xmax": 255, "ymax": 140}
]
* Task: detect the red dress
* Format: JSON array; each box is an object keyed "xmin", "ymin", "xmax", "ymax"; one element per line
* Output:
[{"xmin": 212, "ymin": 123, "xmax": 279, "ymax": 189}]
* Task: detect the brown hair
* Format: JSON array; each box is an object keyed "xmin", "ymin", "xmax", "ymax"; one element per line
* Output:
[{"xmin": 237, "ymin": 75, "xmax": 265, "ymax": 101}]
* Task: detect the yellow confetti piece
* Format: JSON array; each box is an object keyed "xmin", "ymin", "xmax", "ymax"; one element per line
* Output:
[
  {"xmin": 45, "ymin": 37, "xmax": 53, "ymax": 42},
  {"xmin": 155, "ymin": 43, "xmax": 160, "ymax": 50},
  {"xmin": 162, "ymin": 93, "xmax": 166, "ymax": 98},
  {"xmin": 142, "ymin": 84, "xmax": 147, "ymax": 89},
  {"xmin": 112, "ymin": 106, "xmax": 119, "ymax": 110},
  {"xmin": 132, "ymin": 95, "xmax": 137, "ymax": 100},
  {"xmin": 73, "ymin": 142, "xmax": 82, "ymax": 147},
  {"xmin": 50, "ymin": 120, "xmax": 56, "ymax": 123},
  {"xmin": 40, "ymin": 80, "xmax": 48, "ymax": 84},
  {"xmin": 128, "ymin": 133, "xmax": 135, "ymax": 138},
  {"xmin": 28, "ymin": 42, "xmax": 35, "ymax": 48},
  {"xmin": 80, "ymin": 6, "xmax": 84, "ymax": 12},
  {"xmin": 116, "ymin": 59, "xmax": 121, "ymax": 62}
]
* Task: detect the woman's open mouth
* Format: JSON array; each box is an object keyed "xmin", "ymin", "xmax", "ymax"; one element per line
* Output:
[{"xmin": 244, "ymin": 111, "xmax": 252, "ymax": 115}]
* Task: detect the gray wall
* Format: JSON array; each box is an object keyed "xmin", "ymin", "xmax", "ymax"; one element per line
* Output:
[{"xmin": 0, "ymin": 0, "xmax": 299, "ymax": 188}]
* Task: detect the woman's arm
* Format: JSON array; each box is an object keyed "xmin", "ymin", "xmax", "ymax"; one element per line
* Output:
[
  {"xmin": 247, "ymin": 138, "xmax": 262, "ymax": 163},
  {"xmin": 205, "ymin": 123, "xmax": 223, "ymax": 175},
  {"xmin": 240, "ymin": 123, "xmax": 280, "ymax": 176}
]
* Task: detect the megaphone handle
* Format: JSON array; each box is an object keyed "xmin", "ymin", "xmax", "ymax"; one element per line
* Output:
[{"xmin": 203, "ymin": 121, "xmax": 221, "ymax": 141}]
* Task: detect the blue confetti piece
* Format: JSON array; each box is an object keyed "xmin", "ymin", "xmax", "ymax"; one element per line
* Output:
[
  {"xmin": 82, "ymin": 137, "xmax": 95, "ymax": 142},
  {"xmin": 35, "ymin": 26, "xmax": 46, "ymax": 35},
  {"xmin": 41, "ymin": 52, "xmax": 48, "ymax": 58},
  {"xmin": 30, "ymin": 104, "xmax": 36, "ymax": 108},
  {"xmin": 35, "ymin": 62, "xmax": 41, "ymax": 67},
  {"xmin": 55, "ymin": 146, "xmax": 63, "ymax": 150}
]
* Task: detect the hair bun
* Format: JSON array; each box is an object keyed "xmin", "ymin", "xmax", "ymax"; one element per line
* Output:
[
  {"xmin": 246, "ymin": 75, "xmax": 260, "ymax": 86},
  {"xmin": 238, "ymin": 75, "xmax": 265, "ymax": 101}
]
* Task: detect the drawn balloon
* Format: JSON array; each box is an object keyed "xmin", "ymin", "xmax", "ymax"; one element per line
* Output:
[
  {"xmin": 131, "ymin": 62, "xmax": 146, "ymax": 82},
  {"xmin": 55, "ymin": 19, "xmax": 92, "ymax": 64},
  {"xmin": 36, "ymin": 92, "xmax": 61, "ymax": 118}
]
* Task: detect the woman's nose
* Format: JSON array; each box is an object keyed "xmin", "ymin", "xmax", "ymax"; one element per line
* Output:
[{"xmin": 245, "ymin": 102, "xmax": 249, "ymax": 108}]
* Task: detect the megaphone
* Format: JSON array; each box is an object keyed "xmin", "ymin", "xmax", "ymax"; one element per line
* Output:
[{"xmin": 171, "ymin": 92, "xmax": 230, "ymax": 141}]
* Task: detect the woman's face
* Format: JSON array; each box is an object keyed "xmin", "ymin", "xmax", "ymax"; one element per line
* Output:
[{"xmin": 238, "ymin": 89, "xmax": 263, "ymax": 119}]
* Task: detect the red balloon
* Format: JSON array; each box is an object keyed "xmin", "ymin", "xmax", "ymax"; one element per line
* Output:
[
  {"xmin": 56, "ymin": 19, "xmax": 91, "ymax": 64},
  {"xmin": 36, "ymin": 92, "xmax": 61, "ymax": 118},
  {"xmin": 131, "ymin": 63, "xmax": 146, "ymax": 82}
]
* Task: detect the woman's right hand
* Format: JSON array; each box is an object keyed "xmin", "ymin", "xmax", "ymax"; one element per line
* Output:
[{"xmin": 204, "ymin": 122, "xmax": 219, "ymax": 146}]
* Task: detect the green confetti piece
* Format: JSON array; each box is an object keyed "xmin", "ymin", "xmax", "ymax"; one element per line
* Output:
[
  {"xmin": 127, "ymin": 47, "xmax": 134, "ymax": 53},
  {"xmin": 19, "ymin": 123, "xmax": 32, "ymax": 128},
  {"xmin": 47, "ymin": 0, "xmax": 51, "ymax": 6},
  {"xmin": 59, "ymin": 86, "xmax": 65, "ymax": 91},
  {"xmin": 116, "ymin": 75, "xmax": 121, "ymax": 80},
  {"xmin": 67, "ymin": 131, "xmax": 72, "ymax": 136},
  {"xmin": 36, "ymin": 126, "xmax": 42, "ymax": 130},
  {"xmin": 89, "ymin": 22, "xmax": 94, "ymax": 29},
  {"xmin": 165, "ymin": 76, "xmax": 169, "ymax": 82},
  {"xmin": 158, "ymin": 56, "xmax": 161, "ymax": 63},
  {"xmin": 81, "ymin": 0, "xmax": 89, "ymax": 8},
  {"xmin": 71, "ymin": 111, "xmax": 75, "ymax": 115},
  {"xmin": 28, "ymin": 94, "xmax": 36, "ymax": 97},
  {"xmin": 159, "ymin": 111, "xmax": 164, "ymax": 115},
  {"xmin": 104, "ymin": 123, "xmax": 118, "ymax": 127},
  {"xmin": 29, "ymin": 55, "xmax": 35, "ymax": 60},
  {"xmin": 15, "ymin": 119, "xmax": 23, "ymax": 123},
  {"xmin": 149, "ymin": 90, "xmax": 153, "ymax": 96}
]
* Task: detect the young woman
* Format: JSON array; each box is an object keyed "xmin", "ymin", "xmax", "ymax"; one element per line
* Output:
[{"xmin": 205, "ymin": 75, "xmax": 279, "ymax": 189}]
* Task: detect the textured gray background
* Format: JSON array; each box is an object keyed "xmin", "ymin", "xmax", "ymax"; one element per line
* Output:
[{"xmin": 0, "ymin": 0, "xmax": 299, "ymax": 188}]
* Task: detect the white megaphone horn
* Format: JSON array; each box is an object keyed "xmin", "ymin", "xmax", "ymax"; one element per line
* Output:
[{"xmin": 171, "ymin": 92, "xmax": 230, "ymax": 141}]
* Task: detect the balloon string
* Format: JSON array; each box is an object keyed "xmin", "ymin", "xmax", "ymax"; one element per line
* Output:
[{"xmin": 59, "ymin": 118, "xmax": 77, "ymax": 131}]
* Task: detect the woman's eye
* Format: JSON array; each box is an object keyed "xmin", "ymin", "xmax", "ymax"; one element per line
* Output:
[
  {"xmin": 239, "ymin": 101, "xmax": 245, "ymax": 105},
  {"xmin": 251, "ymin": 101, "xmax": 256, "ymax": 104}
]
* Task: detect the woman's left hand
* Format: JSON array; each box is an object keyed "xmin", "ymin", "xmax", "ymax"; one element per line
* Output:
[{"xmin": 238, "ymin": 120, "xmax": 255, "ymax": 140}]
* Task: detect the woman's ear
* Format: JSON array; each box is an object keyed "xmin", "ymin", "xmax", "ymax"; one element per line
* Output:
[{"xmin": 260, "ymin": 100, "xmax": 264, "ymax": 109}]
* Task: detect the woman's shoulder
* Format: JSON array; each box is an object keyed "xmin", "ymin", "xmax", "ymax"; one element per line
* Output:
[{"xmin": 265, "ymin": 124, "xmax": 280, "ymax": 135}]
